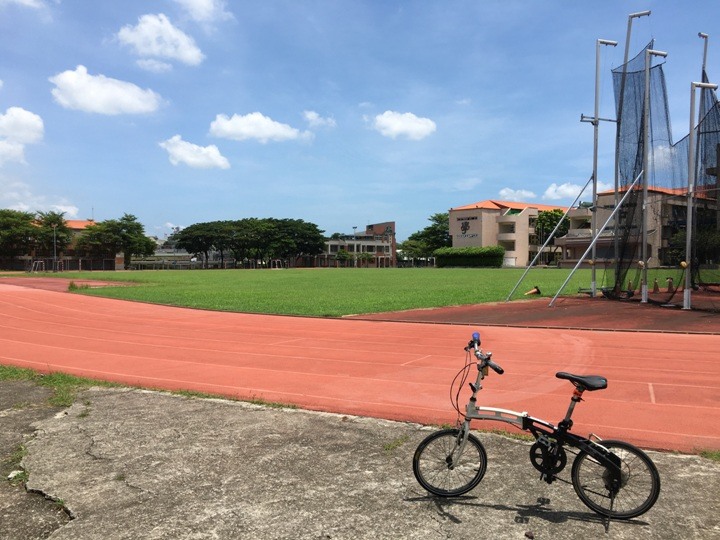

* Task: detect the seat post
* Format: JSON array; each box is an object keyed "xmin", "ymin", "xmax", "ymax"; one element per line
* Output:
[{"xmin": 560, "ymin": 386, "xmax": 585, "ymax": 428}]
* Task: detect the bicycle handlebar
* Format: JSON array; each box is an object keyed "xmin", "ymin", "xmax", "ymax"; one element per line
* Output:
[{"xmin": 466, "ymin": 332, "xmax": 504, "ymax": 375}]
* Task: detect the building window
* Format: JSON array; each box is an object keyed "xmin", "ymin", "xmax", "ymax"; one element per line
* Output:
[{"xmin": 499, "ymin": 240, "xmax": 515, "ymax": 252}]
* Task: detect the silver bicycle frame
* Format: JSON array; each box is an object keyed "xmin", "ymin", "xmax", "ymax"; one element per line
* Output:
[{"xmin": 465, "ymin": 406, "xmax": 556, "ymax": 432}]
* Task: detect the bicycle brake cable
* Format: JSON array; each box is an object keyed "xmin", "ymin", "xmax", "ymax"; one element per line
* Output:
[{"xmin": 450, "ymin": 350, "xmax": 476, "ymax": 417}]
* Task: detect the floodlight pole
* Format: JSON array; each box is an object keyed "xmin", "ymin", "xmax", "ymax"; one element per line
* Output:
[
  {"xmin": 641, "ymin": 48, "xmax": 668, "ymax": 303},
  {"xmin": 590, "ymin": 38, "xmax": 618, "ymax": 297},
  {"xmin": 52, "ymin": 224, "xmax": 58, "ymax": 273},
  {"xmin": 685, "ymin": 81, "xmax": 718, "ymax": 310},
  {"xmin": 614, "ymin": 11, "xmax": 651, "ymax": 281},
  {"xmin": 699, "ymin": 32, "xmax": 709, "ymax": 71}
]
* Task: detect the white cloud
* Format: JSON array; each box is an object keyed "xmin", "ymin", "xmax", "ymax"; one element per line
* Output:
[
  {"xmin": 0, "ymin": 176, "xmax": 79, "ymax": 217},
  {"xmin": 137, "ymin": 58, "xmax": 173, "ymax": 73},
  {"xmin": 0, "ymin": 107, "xmax": 44, "ymax": 166},
  {"xmin": 210, "ymin": 112, "xmax": 310, "ymax": 143},
  {"xmin": 159, "ymin": 135, "xmax": 230, "ymax": 169},
  {"xmin": 0, "ymin": 140, "xmax": 25, "ymax": 165},
  {"xmin": 0, "ymin": 0, "xmax": 46, "ymax": 8},
  {"xmin": 49, "ymin": 65, "xmax": 162, "ymax": 115},
  {"xmin": 542, "ymin": 181, "xmax": 610, "ymax": 201},
  {"xmin": 0, "ymin": 106, "xmax": 44, "ymax": 144},
  {"xmin": 304, "ymin": 110, "xmax": 336, "ymax": 129},
  {"xmin": 0, "ymin": 79, "xmax": 3, "ymax": 90},
  {"xmin": 173, "ymin": 0, "xmax": 233, "ymax": 23},
  {"xmin": 499, "ymin": 187, "xmax": 536, "ymax": 201},
  {"xmin": 117, "ymin": 13, "xmax": 205, "ymax": 66},
  {"xmin": 542, "ymin": 182, "xmax": 582, "ymax": 200},
  {"xmin": 372, "ymin": 110, "xmax": 436, "ymax": 140}
]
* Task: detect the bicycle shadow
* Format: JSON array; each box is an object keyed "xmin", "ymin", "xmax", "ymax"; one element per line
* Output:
[{"xmin": 404, "ymin": 493, "xmax": 650, "ymax": 532}]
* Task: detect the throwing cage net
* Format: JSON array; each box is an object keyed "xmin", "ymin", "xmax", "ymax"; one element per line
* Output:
[{"xmin": 603, "ymin": 41, "xmax": 720, "ymax": 312}]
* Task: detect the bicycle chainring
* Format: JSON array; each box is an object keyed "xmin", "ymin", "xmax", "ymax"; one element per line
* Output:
[{"xmin": 530, "ymin": 442, "xmax": 567, "ymax": 475}]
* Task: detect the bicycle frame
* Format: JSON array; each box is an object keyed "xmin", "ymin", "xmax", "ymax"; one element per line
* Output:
[{"xmin": 453, "ymin": 361, "xmax": 623, "ymax": 490}]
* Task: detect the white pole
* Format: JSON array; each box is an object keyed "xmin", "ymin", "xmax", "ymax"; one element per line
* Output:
[
  {"xmin": 592, "ymin": 39, "xmax": 617, "ymax": 297},
  {"xmin": 642, "ymin": 48, "xmax": 668, "ymax": 303},
  {"xmin": 699, "ymin": 32, "xmax": 709, "ymax": 71},
  {"xmin": 614, "ymin": 11, "xmax": 651, "ymax": 285},
  {"xmin": 684, "ymin": 81, "xmax": 718, "ymax": 310}
]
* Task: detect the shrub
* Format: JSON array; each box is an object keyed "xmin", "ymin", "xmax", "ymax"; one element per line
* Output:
[{"xmin": 433, "ymin": 246, "xmax": 505, "ymax": 268}]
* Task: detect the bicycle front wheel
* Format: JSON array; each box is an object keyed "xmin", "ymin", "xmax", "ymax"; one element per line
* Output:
[
  {"xmin": 412, "ymin": 428, "xmax": 487, "ymax": 497},
  {"xmin": 571, "ymin": 439, "xmax": 660, "ymax": 519}
]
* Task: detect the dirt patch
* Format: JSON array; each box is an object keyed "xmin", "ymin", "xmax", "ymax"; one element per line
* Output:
[{"xmin": 0, "ymin": 277, "xmax": 128, "ymax": 293}]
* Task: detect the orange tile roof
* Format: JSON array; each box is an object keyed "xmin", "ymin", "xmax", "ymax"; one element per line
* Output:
[
  {"xmin": 66, "ymin": 220, "xmax": 96, "ymax": 230},
  {"xmin": 598, "ymin": 185, "xmax": 719, "ymax": 200},
  {"xmin": 598, "ymin": 186, "xmax": 688, "ymax": 196},
  {"xmin": 451, "ymin": 200, "xmax": 566, "ymax": 212}
]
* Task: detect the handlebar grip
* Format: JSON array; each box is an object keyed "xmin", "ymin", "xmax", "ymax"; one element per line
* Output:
[{"xmin": 486, "ymin": 360, "xmax": 504, "ymax": 375}]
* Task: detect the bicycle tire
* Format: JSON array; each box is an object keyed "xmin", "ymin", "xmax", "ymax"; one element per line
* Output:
[
  {"xmin": 571, "ymin": 439, "xmax": 660, "ymax": 519},
  {"xmin": 412, "ymin": 428, "xmax": 487, "ymax": 497}
]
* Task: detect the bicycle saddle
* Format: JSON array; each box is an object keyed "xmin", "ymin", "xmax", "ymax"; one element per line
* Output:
[{"xmin": 556, "ymin": 372, "xmax": 607, "ymax": 391}]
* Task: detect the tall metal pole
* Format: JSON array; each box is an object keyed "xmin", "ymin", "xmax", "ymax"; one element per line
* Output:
[
  {"xmin": 641, "ymin": 48, "xmax": 667, "ymax": 303},
  {"xmin": 52, "ymin": 223, "xmax": 57, "ymax": 273},
  {"xmin": 614, "ymin": 11, "xmax": 650, "ymax": 288},
  {"xmin": 591, "ymin": 39, "xmax": 617, "ymax": 297},
  {"xmin": 685, "ymin": 81, "xmax": 718, "ymax": 310},
  {"xmin": 699, "ymin": 32, "xmax": 709, "ymax": 71}
]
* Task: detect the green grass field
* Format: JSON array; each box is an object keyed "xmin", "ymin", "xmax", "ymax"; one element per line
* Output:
[{"xmin": 26, "ymin": 267, "xmax": 595, "ymax": 317}]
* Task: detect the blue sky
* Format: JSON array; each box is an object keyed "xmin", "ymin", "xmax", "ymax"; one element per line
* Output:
[{"xmin": 1, "ymin": 0, "xmax": 718, "ymax": 241}]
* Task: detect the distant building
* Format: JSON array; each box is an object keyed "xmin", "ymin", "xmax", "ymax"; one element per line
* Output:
[
  {"xmin": 554, "ymin": 186, "xmax": 716, "ymax": 268},
  {"xmin": 448, "ymin": 200, "xmax": 566, "ymax": 267},
  {"xmin": 321, "ymin": 222, "xmax": 396, "ymax": 267}
]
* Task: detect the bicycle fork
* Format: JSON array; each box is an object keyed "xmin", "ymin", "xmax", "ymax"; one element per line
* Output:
[
  {"xmin": 446, "ymin": 420, "xmax": 473, "ymax": 469},
  {"xmin": 446, "ymin": 361, "xmax": 488, "ymax": 469}
]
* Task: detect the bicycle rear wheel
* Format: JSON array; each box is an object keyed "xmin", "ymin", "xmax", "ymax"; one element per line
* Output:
[
  {"xmin": 571, "ymin": 439, "xmax": 660, "ymax": 519},
  {"xmin": 412, "ymin": 428, "xmax": 487, "ymax": 497}
]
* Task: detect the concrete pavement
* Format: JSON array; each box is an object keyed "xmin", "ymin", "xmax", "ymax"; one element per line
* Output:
[{"xmin": 3, "ymin": 383, "xmax": 719, "ymax": 539}]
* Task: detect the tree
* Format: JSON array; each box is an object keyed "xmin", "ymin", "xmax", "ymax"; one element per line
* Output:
[
  {"xmin": 0, "ymin": 209, "xmax": 36, "ymax": 261},
  {"xmin": 75, "ymin": 213, "xmax": 155, "ymax": 269},
  {"xmin": 174, "ymin": 222, "xmax": 218, "ymax": 266},
  {"xmin": 335, "ymin": 248, "xmax": 352, "ymax": 267},
  {"xmin": 401, "ymin": 213, "xmax": 451, "ymax": 257},
  {"xmin": 268, "ymin": 218, "xmax": 325, "ymax": 260},
  {"xmin": 397, "ymin": 238, "xmax": 427, "ymax": 259},
  {"xmin": 536, "ymin": 209, "xmax": 569, "ymax": 259},
  {"xmin": 35, "ymin": 211, "xmax": 73, "ymax": 257}
]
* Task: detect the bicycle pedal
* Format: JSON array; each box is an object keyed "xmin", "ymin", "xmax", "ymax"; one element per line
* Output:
[{"xmin": 539, "ymin": 472, "xmax": 555, "ymax": 485}]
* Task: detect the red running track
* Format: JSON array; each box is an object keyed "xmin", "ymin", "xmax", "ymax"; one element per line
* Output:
[{"xmin": 0, "ymin": 283, "xmax": 718, "ymax": 453}]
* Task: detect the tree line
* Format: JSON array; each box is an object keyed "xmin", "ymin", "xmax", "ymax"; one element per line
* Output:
[
  {"xmin": 168, "ymin": 218, "xmax": 326, "ymax": 266},
  {"xmin": 0, "ymin": 209, "xmax": 155, "ymax": 269},
  {"xmin": 0, "ymin": 210, "xmax": 327, "ymax": 270}
]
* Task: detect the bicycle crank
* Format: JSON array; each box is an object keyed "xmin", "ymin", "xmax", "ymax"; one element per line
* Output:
[{"xmin": 530, "ymin": 442, "xmax": 567, "ymax": 476}]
